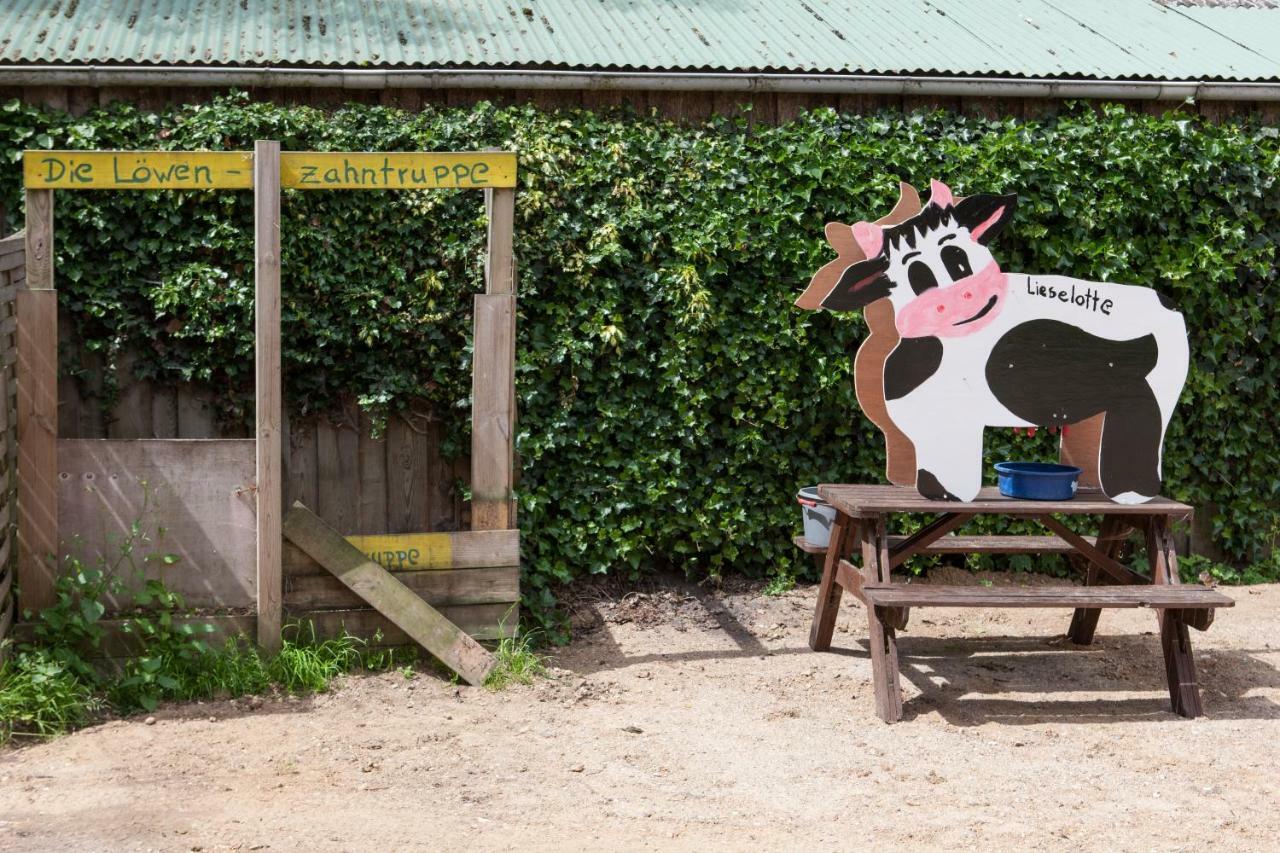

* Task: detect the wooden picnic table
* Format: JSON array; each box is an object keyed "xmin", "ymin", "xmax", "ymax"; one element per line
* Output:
[{"xmin": 805, "ymin": 484, "xmax": 1233, "ymax": 723}]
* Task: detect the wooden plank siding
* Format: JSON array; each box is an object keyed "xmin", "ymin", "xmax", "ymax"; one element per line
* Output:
[
  {"xmin": 0, "ymin": 86, "xmax": 1262, "ymax": 125},
  {"xmin": 17, "ymin": 194, "xmax": 57, "ymax": 613},
  {"xmin": 0, "ymin": 231, "xmax": 20, "ymax": 658},
  {"xmin": 56, "ymin": 355, "xmax": 472, "ymax": 537}
]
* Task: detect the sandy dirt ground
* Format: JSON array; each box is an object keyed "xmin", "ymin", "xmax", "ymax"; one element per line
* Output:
[{"xmin": 2, "ymin": 572, "xmax": 1279, "ymax": 852}]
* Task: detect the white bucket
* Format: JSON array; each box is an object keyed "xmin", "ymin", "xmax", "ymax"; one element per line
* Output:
[{"xmin": 797, "ymin": 487, "xmax": 837, "ymax": 548}]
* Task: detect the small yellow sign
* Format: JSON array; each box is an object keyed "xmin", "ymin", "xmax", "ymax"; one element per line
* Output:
[
  {"xmin": 345, "ymin": 533, "xmax": 454, "ymax": 571},
  {"xmin": 280, "ymin": 152, "xmax": 517, "ymax": 190},
  {"xmin": 24, "ymin": 150, "xmax": 254, "ymax": 189}
]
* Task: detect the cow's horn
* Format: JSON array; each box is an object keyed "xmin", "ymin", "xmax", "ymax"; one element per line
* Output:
[{"xmin": 877, "ymin": 182, "xmax": 921, "ymax": 226}]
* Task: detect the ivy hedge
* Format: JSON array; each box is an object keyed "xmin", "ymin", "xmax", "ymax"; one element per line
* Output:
[{"xmin": 2, "ymin": 94, "xmax": 1278, "ymax": 632}]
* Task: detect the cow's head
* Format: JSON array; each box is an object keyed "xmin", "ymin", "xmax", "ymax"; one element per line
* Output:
[{"xmin": 803, "ymin": 180, "xmax": 1018, "ymax": 339}]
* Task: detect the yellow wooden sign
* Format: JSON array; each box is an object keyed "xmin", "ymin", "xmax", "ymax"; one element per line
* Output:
[
  {"xmin": 280, "ymin": 152, "xmax": 517, "ymax": 190},
  {"xmin": 24, "ymin": 150, "xmax": 254, "ymax": 189},
  {"xmin": 345, "ymin": 533, "xmax": 454, "ymax": 571}
]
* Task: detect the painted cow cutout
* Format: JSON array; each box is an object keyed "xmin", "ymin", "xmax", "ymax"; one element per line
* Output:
[{"xmin": 797, "ymin": 180, "xmax": 1188, "ymax": 504}]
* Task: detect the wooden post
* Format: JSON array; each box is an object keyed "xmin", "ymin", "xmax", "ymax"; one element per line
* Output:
[
  {"xmin": 471, "ymin": 186, "xmax": 516, "ymax": 531},
  {"xmin": 16, "ymin": 189, "xmax": 58, "ymax": 613},
  {"xmin": 254, "ymin": 141, "xmax": 283, "ymax": 652}
]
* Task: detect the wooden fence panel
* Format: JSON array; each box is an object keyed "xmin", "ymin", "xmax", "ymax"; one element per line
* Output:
[
  {"xmin": 57, "ymin": 439, "xmax": 258, "ymax": 610},
  {"xmin": 16, "ymin": 195, "xmax": 57, "ymax": 614},
  {"xmin": 0, "ymin": 231, "xmax": 23, "ymax": 655},
  {"xmin": 55, "ymin": 332, "xmax": 470, "ymax": 538}
]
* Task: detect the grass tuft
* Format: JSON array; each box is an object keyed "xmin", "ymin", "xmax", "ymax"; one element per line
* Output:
[{"xmin": 484, "ymin": 631, "xmax": 547, "ymax": 691}]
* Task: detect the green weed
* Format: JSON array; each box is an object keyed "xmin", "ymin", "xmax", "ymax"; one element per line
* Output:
[
  {"xmin": 763, "ymin": 572, "xmax": 797, "ymax": 596},
  {"xmin": 0, "ymin": 649, "xmax": 100, "ymax": 742},
  {"xmin": 484, "ymin": 630, "xmax": 547, "ymax": 691}
]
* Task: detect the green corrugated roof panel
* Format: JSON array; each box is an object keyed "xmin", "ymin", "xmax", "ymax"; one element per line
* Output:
[{"xmin": 0, "ymin": 0, "xmax": 1277, "ymax": 81}]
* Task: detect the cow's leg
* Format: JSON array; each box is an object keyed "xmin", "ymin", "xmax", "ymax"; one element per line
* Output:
[
  {"xmin": 1098, "ymin": 384, "xmax": 1164, "ymax": 504},
  {"xmin": 908, "ymin": 419, "xmax": 985, "ymax": 502}
]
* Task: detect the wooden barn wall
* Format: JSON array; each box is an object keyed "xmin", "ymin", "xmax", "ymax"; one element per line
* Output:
[{"xmin": 2, "ymin": 85, "xmax": 1277, "ymax": 124}]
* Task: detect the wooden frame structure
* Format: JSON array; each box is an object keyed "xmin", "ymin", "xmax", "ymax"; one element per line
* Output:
[
  {"xmin": 16, "ymin": 147, "xmax": 518, "ymax": 651},
  {"xmin": 807, "ymin": 485, "xmax": 1233, "ymax": 722}
]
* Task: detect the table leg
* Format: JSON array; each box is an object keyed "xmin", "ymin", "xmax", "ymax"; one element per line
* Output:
[
  {"xmin": 1148, "ymin": 514, "xmax": 1206, "ymax": 717},
  {"xmin": 1067, "ymin": 515, "xmax": 1123, "ymax": 645},
  {"xmin": 863, "ymin": 514, "xmax": 903, "ymax": 722},
  {"xmin": 809, "ymin": 514, "xmax": 858, "ymax": 652},
  {"xmin": 868, "ymin": 604, "xmax": 903, "ymax": 723},
  {"xmin": 864, "ymin": 515, "xmax": 908, "ymax": 630}
]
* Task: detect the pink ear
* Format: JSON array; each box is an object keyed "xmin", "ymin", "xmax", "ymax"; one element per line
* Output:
[
  {"xmin": 851, "ymin": 221, "xmax": 883, "ymax": 258},
  {"xmin": 969, "ymin": 205, "xmax": 1008, "ymax": 241},
  {"xmin": 929, "ymin": 179, "xmax": 954, "ymax": 208}
]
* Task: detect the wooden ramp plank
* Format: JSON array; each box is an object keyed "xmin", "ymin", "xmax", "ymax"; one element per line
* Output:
[{"xmin": 282, "ymin": 502, "xmax": 496, "ymax": 686}]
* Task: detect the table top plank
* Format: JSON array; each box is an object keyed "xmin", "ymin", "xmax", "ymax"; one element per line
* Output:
[{"xmin": 817, "ymin": 484, "xmax": 1192, "ymax": 518}]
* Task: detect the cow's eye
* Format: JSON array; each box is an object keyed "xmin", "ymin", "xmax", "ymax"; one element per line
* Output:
[
  {"xmin": 908, "ymin": 261, "xmax": 938, "ymax": 295},
  {"xmin": 941, "ymin": 245, "xmax": 972, "ymax": 280}
]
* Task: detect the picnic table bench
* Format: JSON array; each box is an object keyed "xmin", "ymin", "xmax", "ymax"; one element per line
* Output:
[{"xmin": 804, "ymin": 484, "xmax": 1233, "ymax": 723}]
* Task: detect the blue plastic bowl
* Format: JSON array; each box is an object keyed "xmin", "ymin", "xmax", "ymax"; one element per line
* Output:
[{"xmin": 994, "ymin": 461, "xmax": 1082, "ymax": 501}]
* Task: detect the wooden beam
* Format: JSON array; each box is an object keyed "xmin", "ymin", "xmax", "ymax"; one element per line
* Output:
[
  {"xmin": 255, "ymin": 140, "xmax": 283, "ymax": 653},
  {"xmin": 470, "ymin": 293, "xmax": 516, "ymax": 530},
  {"xmin": 808, "ymin": 516, "xmax": 855, "ymax": 651},
  {"xmin": 888, "ymin": 512, "xmax": 972, "ymax": 569},
  {"xmin": 1037, "ymin": 514, "xmax": 1147, "ymax": 586},
  {"xmin": 283, "ymin": 528, "xmax": 521, "ymax": 575},
  {"xmin": 1161, "ymin": 610, "xmax": 1204, "ymax": 718},
  {"xmin": 295, "ymin": 604, "xmax": 516, "ymax": 645},
  {"xmin": 485, "ymin": 186, "xmax": 515, "ymax": 295},
  {"xmin": 470, "ymin": 183, "xmax": 517, "ymax": 531},
  {"xmin": 1147, "ymin": 514, "xmax": 1213, "ymax": 631},
  {"xmin": 860, "ymin": 583, "xmax": 1232, "ymax": 609},
  {"xmin": 1067, "ymin": 515, "xmax": 1124, "ymax": 645},
  {"xmin": 283, "ymin": 503, "xmax": 496, "ymax": 685},
  {"xmin": 834, "ymin": 558, "xmax": 866, "ymax": 605},
  {"xmin": 23, "ymin": 190, "xmax": 52, "ymax": 292},
  {"xmin": 284, "ymin": 564, "xmax": 519, "ymax": 611},
  {"xmin": 16, "ymin": 188, "xmax": 57, "ymax": 613}
]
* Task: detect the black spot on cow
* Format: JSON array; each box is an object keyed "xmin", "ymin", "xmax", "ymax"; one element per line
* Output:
[
  {"xmin": 917, "ymin": 468, "xmax": 960, "ymax": 501},
  {"xmin": 1156, "ymin": 290, "xmax": 1176, "ymax": 311},
  {"xmin": 986, "ymin": 320, "xmax": 1163, "ymax": 498},
  {"xmin": 885, "ymin": 336, "xmax": 943, "ymax": 401}
]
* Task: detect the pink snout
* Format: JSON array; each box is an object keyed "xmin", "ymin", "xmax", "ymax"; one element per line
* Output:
[{"xmin": 895, "ymin": 263, "xmax": 1008, "ymax": 338}]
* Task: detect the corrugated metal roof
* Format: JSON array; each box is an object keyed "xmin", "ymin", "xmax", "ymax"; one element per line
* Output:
[{"xmin": 0, "ymin": 0, "xmax": 1277, "ymax": 81}]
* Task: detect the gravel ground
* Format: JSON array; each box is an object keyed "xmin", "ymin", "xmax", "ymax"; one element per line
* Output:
[{"xmin": 2, "ymin": 573, "xmax": 1277, "ymax": 852}]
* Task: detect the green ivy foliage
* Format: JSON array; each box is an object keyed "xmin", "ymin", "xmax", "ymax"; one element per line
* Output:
[{"xmin": 3, "ymin": 94, "xmax": 1278, "ymax": 633}]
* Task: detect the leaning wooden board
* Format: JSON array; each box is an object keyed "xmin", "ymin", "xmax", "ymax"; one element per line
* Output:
[{"xmin": 283, "ymin": 503, "xmax": 496, "ymax": 686}]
